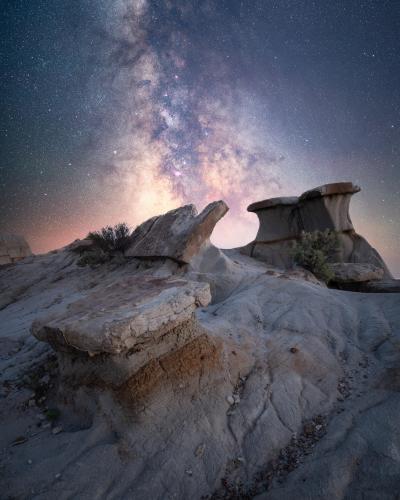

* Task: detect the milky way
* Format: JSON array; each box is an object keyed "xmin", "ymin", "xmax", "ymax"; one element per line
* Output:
[{"xmin": 1, "ymin": 0, "xmax": 399, "ymax": 274}]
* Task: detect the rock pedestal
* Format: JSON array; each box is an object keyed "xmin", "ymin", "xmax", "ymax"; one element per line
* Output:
[
  {"xmin": 242, "ymin": 182, "xmax": 392, "ymax": 277},
  {"xmin": 31, "ymin": 276, "xmax": 211, "ymax": 385}
]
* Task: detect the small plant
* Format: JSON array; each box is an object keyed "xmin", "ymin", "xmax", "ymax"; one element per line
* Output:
[
  {"xmin": 87, "ymin": 222, "xmax": 131, "ymax": 253},
  {"xmin": 291, "ymin": 229, "xmax": 339, "ymax": 283},
  {"xmin": 77, "ymin": 223, "xmax": 131, "ymax": 267}
]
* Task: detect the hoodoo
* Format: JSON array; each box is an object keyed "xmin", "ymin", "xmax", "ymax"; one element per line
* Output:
[{"xmin": 242, "ymin": 182, "xmax": 392, "ymax": 278}]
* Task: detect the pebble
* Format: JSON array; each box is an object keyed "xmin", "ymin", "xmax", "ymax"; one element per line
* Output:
[
  {"xmin": 195, "ymin": 444, "xmax": 206, "ymax": 458},
  {"xmin": 55, "ymin": 473, "xmax": 61, "ymax": 479},
  {"xmin": 227, "ymin": 396, "xmax": 235, "ymax": 405},
  {"xmin": 27, "ymin": 459, "xmax": 32, "ymax": 465},
  {"xmin": 40, "ymin": 374, "xmax": 50, "ymax": 385},
  {"xmin": 185, "ymin": 468, "xmax": 193, "ymax": 476},
  {"xmin": 52, "ymin": 426, "xmax": 63, "ymax": 435}
]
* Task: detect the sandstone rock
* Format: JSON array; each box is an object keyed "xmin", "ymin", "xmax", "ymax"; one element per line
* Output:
[
  {"xmin": 0, "ymin": 233, "xmax": 32, "ymax": 265},
  {"xmin": 328, "ymin": 263, "xmax": 384, "ymax": 283},
  {"xmin": 31, "ymin": 276, "xmax": 211, "ymax": 356},
  {"xmin": 125, "ymin": 200, "xmax": 228, "ymax": 263},
  {"xmin": 241, "ymin": 182, "xmax": 392, "ymax": 278}
]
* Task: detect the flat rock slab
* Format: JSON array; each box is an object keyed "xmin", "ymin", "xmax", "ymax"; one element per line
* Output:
[
  {"xmin": 328, "ymin": 262, "xmax": 384, "ymax": 283},
  {"xmin": 31, "ymin": 276, "xmax": 211, "ymax": 355},
  {"xmin": 125, "ymin": 201, "xmax": 228, "ymax": 263},
  {"xmin": 299, "ymin": 182, "xmax": 360, "ymax": 200}
]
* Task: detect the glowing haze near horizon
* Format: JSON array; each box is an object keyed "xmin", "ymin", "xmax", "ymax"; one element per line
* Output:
[{"xmin": 1, "ymin": 0, "xmax": 399, "ymax": 275}]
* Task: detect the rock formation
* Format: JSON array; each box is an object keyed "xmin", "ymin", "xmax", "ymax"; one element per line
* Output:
[
  {"xmin": 32, "ymin": 276, "xmax": 211, "ymax": 386},
  {"xmin": 125, "ymin": 200, "xmax": 229, "ymax": 263},
  {"xmin": 0, "ymin": 191, "xmax": 399, "ymax": 500},
  {"xmin": 327, "ymin": 262, "xmax": 384, "ymax": 283},
  {"xmin": 241, "ymin": 182, "xmax": 392, "ymax": 278},
  {"xmin": 0, "ymin": 233, "xmax": 32, "ymax": 265}
]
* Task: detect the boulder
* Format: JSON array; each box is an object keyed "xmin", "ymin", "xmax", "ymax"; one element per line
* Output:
[
  {"xmin": 125, "ymin": 200, "xmax": 229, "ymax": 263},
  {"xmin": 328, "ymin": 263, "xmax": 384, "ymax": 283},
  {"xmin": 31, "ymin": 275, "xmax": 211, "ymax": 385},
  {"xmin": 31, "ymin": 276, "xmax": 211, "ymax": 357},
  {"xmin": 0, "ymin": 233, "xmax": 32, "ymax": 265}
]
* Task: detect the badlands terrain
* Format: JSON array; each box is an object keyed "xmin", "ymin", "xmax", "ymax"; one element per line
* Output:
[{"xmin": 1, "ymin": 186, "xmax": 400, "ymax": 499}]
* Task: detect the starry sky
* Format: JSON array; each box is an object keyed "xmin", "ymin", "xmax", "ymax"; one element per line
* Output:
[{"xmin": 1, "ymin": 0, "xmax": 399, "ymax": 275}]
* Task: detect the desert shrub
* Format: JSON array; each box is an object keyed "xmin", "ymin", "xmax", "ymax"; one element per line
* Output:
[
  {"xmin": 77, "ymin": 247, "xmax": 110, "ymax": 267},
  {"xmin": 87, "ymin": 222, "xmax": 131, "ymax": 253},
  {"xmin": 291, "ymin": 229, "xmax": 339, "ymax": 283},
  {"xmin": 77, "ymin": 223, "xmax": 131, "ymax": 267}
]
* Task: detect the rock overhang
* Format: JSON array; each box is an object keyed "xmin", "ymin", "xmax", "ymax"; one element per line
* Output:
[
  {"xmin": 125, "ymin": 200, "xmax": 229, "ymax": 264},
  {"xmin": 247, "ymin": 182, "xmax": 361, "ymax": 213},
  {"xmin": 247, "ymin": 196, "xmax": 299, "ymax": 213},
  {"xmin": 31, "ymin": 276, "xmax": 211, "ymax": 356}
]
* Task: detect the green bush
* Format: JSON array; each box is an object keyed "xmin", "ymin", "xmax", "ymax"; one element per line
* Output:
[
  {"xmin": 77, "ymin": 223, "xmax": 131, "ymax": 267},
  {"xmin": 291, "ymin": 229, "xmax": 339, "ymax": 283},
  {"xmin": 87, "ymin": 222, "xmax": 131, "ymax": 253}
]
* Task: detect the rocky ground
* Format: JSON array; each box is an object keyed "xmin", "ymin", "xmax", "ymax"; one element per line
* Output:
[{"xmin": 0, "ymin": 237, "xmax": 400, "ymax": 499}]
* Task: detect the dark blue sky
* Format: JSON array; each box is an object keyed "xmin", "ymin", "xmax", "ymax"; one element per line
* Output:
[{"xmin": 1, "ymin": 0, "xmax": 399, "ymax": 273}]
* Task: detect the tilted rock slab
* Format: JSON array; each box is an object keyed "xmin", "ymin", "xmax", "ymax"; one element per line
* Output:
[
  {"xmin": 0, "ymin": 233, "xmax": 32, "ymax": 266},
  {"xmin": 31, "ymin": 276, "xmax": 211, "ymax": 384},
  {"xmin": 242, "ymin": 182, "xmax": 392, "ymax": 278},
  {"xmin": 125, "ymin": 200, "xmax": 229, "ymax": 263}
]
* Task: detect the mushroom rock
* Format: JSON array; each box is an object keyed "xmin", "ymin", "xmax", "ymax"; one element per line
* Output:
[
  {"xmin": 0, "ymin": 233, "xmax": 32, "ymax": 266},
  {"xmin": 125, "ymin": 200, "xmax": 229, "ymax": 264},
  {"xmin": 242, "ymin": 182, "xmax": 392, "ymax": 277}
]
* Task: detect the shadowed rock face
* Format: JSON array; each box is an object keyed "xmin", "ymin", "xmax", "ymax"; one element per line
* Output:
[
  {"xmin": 125, "ymin": 200, "xmax": 229, "ymax": 263},
  {"xmin": 328, "ymin": 262, "xmax": 384, "ymax": 283},
  {"xmin": 0, "ymin": 233, "xmax": 32, "ymax": 265},
  {"xmin": 242, "ymin": 182, "xmax": 392, "ymax": 277}
]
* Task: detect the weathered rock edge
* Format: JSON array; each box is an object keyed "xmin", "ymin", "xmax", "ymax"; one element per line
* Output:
[{"xmin": 31, "ymin": 276, "xmax": 211, "ymax": 356}]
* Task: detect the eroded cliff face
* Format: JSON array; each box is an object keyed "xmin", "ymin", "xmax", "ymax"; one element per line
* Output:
[{"xmin": 1, "ymin": 194, "xmax": 400, "ymax": 499}]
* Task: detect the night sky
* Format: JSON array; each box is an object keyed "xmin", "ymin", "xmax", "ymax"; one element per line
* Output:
[{"xmin": 1, "ymin": 0, "xmax": 399, "ymax": 275}]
